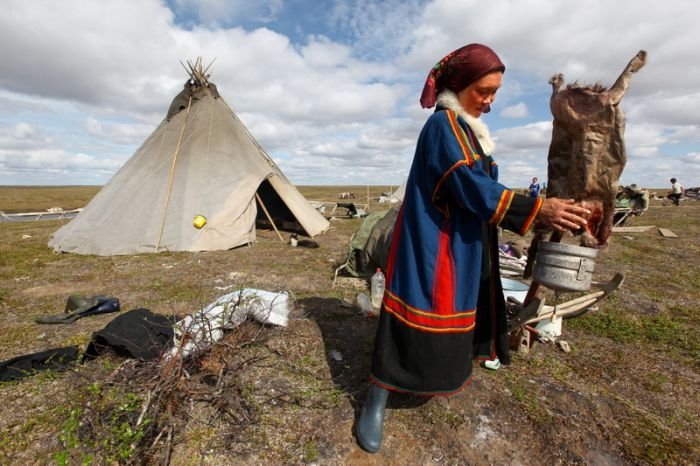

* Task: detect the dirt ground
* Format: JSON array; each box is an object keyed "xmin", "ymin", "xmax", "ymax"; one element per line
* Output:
[{"xmin": 0, "ymin": 194, "xmax": 698, "ymax": 465}]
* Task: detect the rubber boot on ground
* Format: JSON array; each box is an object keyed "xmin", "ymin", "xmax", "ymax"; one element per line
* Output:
[{"xmin": 356, "ymin": 384, "xmax": 389, "ymax": 454}]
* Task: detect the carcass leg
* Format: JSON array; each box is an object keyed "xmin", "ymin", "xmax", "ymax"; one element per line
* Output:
[{"xmin": 607, "ymin": 50, "xmax": 647, "ymax": 105}]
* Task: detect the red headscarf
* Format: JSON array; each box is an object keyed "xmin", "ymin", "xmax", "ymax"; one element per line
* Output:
[{"xmin": 419, "ymin": 43, "xmax": 505, "ymax": 110}]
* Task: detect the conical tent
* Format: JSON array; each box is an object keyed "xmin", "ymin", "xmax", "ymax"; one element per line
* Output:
[
  {"xmin": 49, "ymin": 62, "xmax": 329, "ymax": 256},
  {"xmin": 390, "ymin": 180, "xmax": 406, "ymax": 203}
]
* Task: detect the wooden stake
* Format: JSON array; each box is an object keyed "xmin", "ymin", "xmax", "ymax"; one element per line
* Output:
[
  {"xmin": 255, "ymin": 192, "xmax": 285, "ymax": 242},
  {"xmin": 522, "ymin": 230, "xmax": 563, "ymax": 306}
]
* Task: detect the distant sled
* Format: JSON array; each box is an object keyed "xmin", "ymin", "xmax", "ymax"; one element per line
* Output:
[{"xmin": 1, "ymin": 208, "xmax": 82, "ymax": 223}]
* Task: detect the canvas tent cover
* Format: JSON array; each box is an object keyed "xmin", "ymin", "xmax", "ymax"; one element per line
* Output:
[
  {"xmin": 391, "ymin": 181, "xmax": 406, "ymax": 203},
  {"xmin": 378, "ymin": 181, "xmax": 406, "ymax": 204},
  {"xmin": 50, "ymin": 70, "xmax": 329, "ymax": 256}
]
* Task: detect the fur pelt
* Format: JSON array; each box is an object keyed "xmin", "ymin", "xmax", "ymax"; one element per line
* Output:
[{"xmin": 436, "ymin": 90, "xmax": 495, "ymax": 155}]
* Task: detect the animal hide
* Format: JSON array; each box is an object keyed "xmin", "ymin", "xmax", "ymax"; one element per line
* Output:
[{"xmin": 545, "ymin": 50, "xmax": 647, "ymax": 247}]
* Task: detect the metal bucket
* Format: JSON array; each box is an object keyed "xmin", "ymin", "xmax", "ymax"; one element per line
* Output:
[{"xmin": 533, "ymin": 241, "xmax": 598, "ymax": 291}]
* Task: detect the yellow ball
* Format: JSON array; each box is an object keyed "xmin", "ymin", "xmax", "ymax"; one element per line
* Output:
[{"xmin": 193, "ymin": 215, "xmax": 207, "ymax": 229}]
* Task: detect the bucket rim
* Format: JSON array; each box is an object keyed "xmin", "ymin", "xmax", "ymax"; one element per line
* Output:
[{"xmin": 538, "ymin": 240, "xmax": 598, "ymax": 258}]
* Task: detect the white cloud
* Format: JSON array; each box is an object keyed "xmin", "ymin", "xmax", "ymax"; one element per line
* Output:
[
  {"xmin": 0, "ymin": 0, "xmax": 698, "ymax": 187},
  {"xmin": 84, "ymin": 117, "xmax": 155, "ymax": 145},
  {"xmin": 328, "ymin": 0, "xmax": 426, "ymax": 58},
  {"xmin": 13, "ymin": 123, "xmax": 36, "ymax": 139},
  {"xmin": 684, "ymin": 152, "xmax": 700, "ymax": 170},
  {"xmin": 627, "ymin": 92, "xmax": 700, "ymax": 126},
  {"xmin": 171, "ymin": 0, "xmax": 284, "ymax": 25},
  {"xmin": 301, "ymin": 36, "xmax": 353, "ymax": 67},
  {"xmin": 0, "ymin": 149, "xmax": 123, "ymax": 184},
  {"xmin": 500, "ymin": 102, "xmax": 529, "ymax": 119},
  {"xmin": 493, "ymin": 121, "xmax": 553, "ymax": 156},
  {"xmin": 0, "ymin": 123, "xmax": 51, "ymax": 150}
]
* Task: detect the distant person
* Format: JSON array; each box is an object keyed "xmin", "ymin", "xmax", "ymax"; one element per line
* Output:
[
  {"xmin": 528, "ymin": 177, "xmax": 541, "ymax": 197},
  {"xmin": 667, "ymin": 178, "xmax": 684, "ymax": 206}
]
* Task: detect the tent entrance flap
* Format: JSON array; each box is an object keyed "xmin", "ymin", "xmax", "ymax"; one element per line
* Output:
[{"xmin": 255, "ymin": 178, "xmax": 304, "ymax": 234}]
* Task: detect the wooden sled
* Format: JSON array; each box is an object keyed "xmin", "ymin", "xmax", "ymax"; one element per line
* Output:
[{"xmin": 507, "ymin": 272, "xmax": 625, "ymax": 332}]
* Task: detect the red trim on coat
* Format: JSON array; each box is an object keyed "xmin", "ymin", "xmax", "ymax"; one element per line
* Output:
[
  {"xmin": 519, "ymin": 196, "xmax": 544, "ymax": 235},
  {"xmin": 369, "ymin": 373, "xmax": 475, "ymax": 397},
  {"xmin": 431, "ymin": 111, "xmax": 483, "ymax": 217},
  {"xmin": 383, "ymin": 205, "xmax": 404, "ymax": 284},
  {"xmin": 432, "ymin": 160, "xmax": 469, "ymax": 217},
  {"xmin": 432, "ymin": 217, "xmax": 455, "ymax": 315},
  {"xmin": 446, "ymin": 111, "xmax": 478, "ymax": 166},
  {"xmin": 488, "ymin": 189, "xmax": 514, "ymax": 225},
  {"xmin": 383, "ymin": 290, "xmax": 476, "ymax": 332}
]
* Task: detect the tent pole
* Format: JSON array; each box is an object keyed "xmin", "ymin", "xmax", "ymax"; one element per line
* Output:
[
  {"xmin": 255, "ymin": 192, "xmax": 285, "ymax": 243},
  {"xmin": 156, "ymin": 96, "xmax": 192, "ymax": 252}
]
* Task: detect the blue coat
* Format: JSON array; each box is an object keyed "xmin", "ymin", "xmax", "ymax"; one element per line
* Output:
[{"xmin": 370, "ymin": 108, "xmax": 541, "ymax": 394}]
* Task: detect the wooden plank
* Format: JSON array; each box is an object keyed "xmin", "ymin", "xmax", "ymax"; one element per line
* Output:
[
  {"xmin": 612, "ymin": 226, "xmax": 655, "ymax": 233},
  {"xmin": 658, "ymin": 228, "xmax": 678, "ymax": 238}
]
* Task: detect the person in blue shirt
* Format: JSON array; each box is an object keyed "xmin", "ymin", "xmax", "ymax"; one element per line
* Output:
[{"xmin": 529, "ymin": 177, "xmax": 541, "ymax": 197}]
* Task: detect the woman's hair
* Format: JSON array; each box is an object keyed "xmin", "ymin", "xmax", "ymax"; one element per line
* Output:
[{"xmin": 671, "ymin": 178, "xmax": 677, "ymax": 183}]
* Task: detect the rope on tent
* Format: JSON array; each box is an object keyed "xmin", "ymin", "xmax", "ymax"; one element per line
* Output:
[
  {"xmin": 222, "ymin": 101, "xmax": 284, "ymax": 175},
  {"xmin": 255, "ymin": 192, "xmax": 285, "ymax": 243},
  {"xmin": 155, "ymin": 95, "xmax": 192, "ymax": 252}
]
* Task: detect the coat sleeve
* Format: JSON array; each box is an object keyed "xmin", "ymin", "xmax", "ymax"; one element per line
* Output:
[{"xmin": 421, "ymin": 110, "xmax": 542, "ymax": 236}]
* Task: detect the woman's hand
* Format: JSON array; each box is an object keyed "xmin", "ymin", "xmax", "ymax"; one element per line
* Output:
[{"xmin": 537, "ymin": 198, "xmax": 590, "ymax": 232}]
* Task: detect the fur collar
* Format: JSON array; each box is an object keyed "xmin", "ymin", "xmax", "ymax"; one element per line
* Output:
[{"xmin": 435, "ymin": 90, "xmax": 495, "ymax": 155}]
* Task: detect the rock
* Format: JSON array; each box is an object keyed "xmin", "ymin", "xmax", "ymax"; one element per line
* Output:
[{"xmin": 557, "ymin": 340, "xmax": 571, "ymax": 353}]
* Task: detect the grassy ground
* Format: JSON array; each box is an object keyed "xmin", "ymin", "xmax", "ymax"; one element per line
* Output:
[
  {"xmin": 0, "ymin": 186, "xmax": 100, "ymax": 213},
  {"xmin": 0, "ymin": 186, "xmax": 698, "ymax": 465}
]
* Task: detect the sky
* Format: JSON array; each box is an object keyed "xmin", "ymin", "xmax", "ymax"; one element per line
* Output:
[{"xmin": 1, "ymin": 0, "xmax": 698, "ymax": 189}]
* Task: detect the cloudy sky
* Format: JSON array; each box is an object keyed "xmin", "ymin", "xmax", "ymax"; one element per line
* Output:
[{"xmin": 1, "ymin": 0, "xmax": 698, "ymax": 189}]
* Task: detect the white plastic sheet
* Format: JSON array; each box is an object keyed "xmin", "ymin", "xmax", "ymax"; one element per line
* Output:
[{"xmin": 168, "ymin": 289, "xmax": 290, "ymax": 359}]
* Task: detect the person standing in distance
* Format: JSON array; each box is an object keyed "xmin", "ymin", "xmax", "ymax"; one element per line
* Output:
[
  {"xmin": 668, "ymin": 178, "xmax": 684, "ymax": 206},
  {"xmin": 529, "ymin": 177, "xmax": 541, "ymax": 197}
]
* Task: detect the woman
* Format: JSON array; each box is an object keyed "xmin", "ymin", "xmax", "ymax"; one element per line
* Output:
[{"xmin": 356, "ymin": 43, "xmax": 590, "ymax": 454}]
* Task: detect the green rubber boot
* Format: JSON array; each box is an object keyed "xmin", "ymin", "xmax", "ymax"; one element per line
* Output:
[{"xmin": 356, "ymin": 384, "xmax": 389, "ymax": 453}]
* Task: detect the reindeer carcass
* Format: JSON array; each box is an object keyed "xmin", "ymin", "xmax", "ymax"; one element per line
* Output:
[{"xmin": 546, "ymin": 50, "xmax": 647, "ymax": 247}]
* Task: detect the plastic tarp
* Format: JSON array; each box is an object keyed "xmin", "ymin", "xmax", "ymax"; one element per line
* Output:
[
  {"xmin": 337, "ymin": 208, "xmax": 399, "ymax": 278},
  {"xmin": 168, "ymin": 288, "xmax": 290, "ymax": 359}
]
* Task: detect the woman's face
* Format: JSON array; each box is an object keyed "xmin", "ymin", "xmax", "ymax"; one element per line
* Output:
[{"xmin": 457, "ymin": 71, "xmax": 503, "ymax": 118}]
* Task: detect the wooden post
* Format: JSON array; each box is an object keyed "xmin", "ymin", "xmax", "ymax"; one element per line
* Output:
[
  {"xmin": 156, "ymin": 96, "xmax": 192, "ymax": 252},
  {"xmin": 255, "ymin": 192, "xmax": 285, "ymax": 243},
  {"xmin": 522, "ymin": 230, "xmax": 563, "ymax": 306}
]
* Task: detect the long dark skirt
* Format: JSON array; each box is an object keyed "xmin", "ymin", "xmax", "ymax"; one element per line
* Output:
[{"xmin": 369, "ymin": 276, "xmax": 510, "ymax": 395}]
